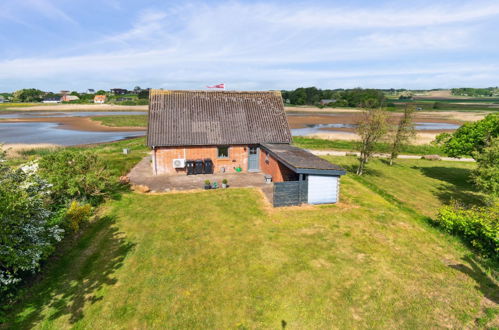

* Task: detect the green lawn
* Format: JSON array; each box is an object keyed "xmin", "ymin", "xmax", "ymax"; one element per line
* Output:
[
  {"xmin": 0, "ymin": 103, "xmax": 43, "ymax": 110},
  {"xmin": 293, "ymin": 136, "xmax": 445, "ymax": 156},
  {"xmin": 15, "ymin": 137, "xmax": 149, "ymax": 178},
  {"xmin": 4, "ymin": 173, "xmax": 496, "ymax": 328},
  {"xmin": 321, "ymin": 156, "xmax": 483, "ymax": 218},
  {"xmin": 90, "ymin": 115, "xmax": 147, "ymax": 127}
]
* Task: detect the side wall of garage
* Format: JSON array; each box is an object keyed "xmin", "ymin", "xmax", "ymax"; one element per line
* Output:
[{"xmin": 259, "ymin": 149, "xmax": 298, "ymax": 182}]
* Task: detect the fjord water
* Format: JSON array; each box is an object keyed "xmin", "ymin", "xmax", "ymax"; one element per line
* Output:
[{"xmin": 0, "ymin": 122, "xmax": 145, "ymax": 145}]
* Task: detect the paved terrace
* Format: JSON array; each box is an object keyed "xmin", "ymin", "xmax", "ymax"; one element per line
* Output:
[{"xmin": 128, "ymin": 156, "xmax": 273, "ymax": 202}]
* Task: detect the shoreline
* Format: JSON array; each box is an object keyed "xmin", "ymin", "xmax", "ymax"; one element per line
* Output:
[
  {"xmin": 3, "ymin": 104, "xmax": 148, "ymax": 112},
  {"xmin": 0, "ymin": 116, "xmax": 146, "ymax": 132}
]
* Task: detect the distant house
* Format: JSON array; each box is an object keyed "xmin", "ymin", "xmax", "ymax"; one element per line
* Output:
[
  {"xmin": 94, "ymin": 95, "xmax": 106, "ymax": 104},
  {"xmin": 320, "ymin": 99, "xmax": 336, "ymax": 105},
  {"xmin": 61, "ymin": 95, "xmax": 79, "ymax": 102},
  {"xmin": 111, "ymin": 88, "xmax": 128, "ymax": 95},
  {"xmin": 60, "ymin": 90, "xmax": 70, "ymax": 96},
  {"xmin": 42, "ymin": 97, "xmax": 61, "ymax": 104},
  {"xmin": 0, "ymin": 96, "xmax": 4, "ymax": 103},
  {"xmin": 116, "ymin": 97, "xmax": 133, "ymax": 102},
  {"xmin": 87, "ymin": 89, "xmax": 95, "ymax": 94},
  {"xmin": 147, "ymin": 90, "xmax": 346, "ymax": 206}
]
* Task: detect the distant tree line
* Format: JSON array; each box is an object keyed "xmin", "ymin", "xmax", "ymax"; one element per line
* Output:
[
  {"xmin": 451, "ymin": 87, "xmax": 499, "ymax": 97},
  {"xmin": 8, "ymin": 87, "xmax": 150, "ymax": 104},
  {"xmin": 281, "ymin": 87, "xmax": 386, "ymax": 108}
]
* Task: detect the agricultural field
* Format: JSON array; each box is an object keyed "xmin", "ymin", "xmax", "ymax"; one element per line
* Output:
[{"xmin": 2, "ymin": 138, "xmax": 497, "ymax": 329}]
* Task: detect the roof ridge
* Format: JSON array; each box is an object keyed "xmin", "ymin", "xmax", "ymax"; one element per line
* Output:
[{"xmin": 150, "ymin": 89, "xmax": 281, "ymax": 96}]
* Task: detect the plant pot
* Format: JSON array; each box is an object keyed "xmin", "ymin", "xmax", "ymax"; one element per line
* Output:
[
  {"xmin": 222, "ymin": 183, "xmax": 227, "ymax": 189},
  {"xmin": 204, "ymin": 185, "xmax": 211, "ymax": 190}
]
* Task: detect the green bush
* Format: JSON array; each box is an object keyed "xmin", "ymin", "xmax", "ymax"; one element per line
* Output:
[
  {"xmin": 38, "ymin": 150, "xmax": 114, "ymax": 205},
  {"xmin": 116, "ymin": 99, "xmax": 148, "ymax": 106},
  {"xmin": 65, "ymin": 201, "xmax": 92, "ymax": 232},
  {"xmin": 0, "ymin": 159, "xmax": 63, "ymax": 295},
  {"xmin": 433, "ymin": 204, "xmax": 498, "ymax": 258}
]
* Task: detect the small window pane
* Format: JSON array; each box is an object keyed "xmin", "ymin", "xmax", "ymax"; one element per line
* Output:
[{"xmin": 218, "ymin": 146, "xmax": 229, "ymax": 158}]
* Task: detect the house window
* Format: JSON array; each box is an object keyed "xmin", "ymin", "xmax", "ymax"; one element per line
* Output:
[
  {"xmin": 217, "ymin": 146, "xmax": 229, "ymax": 158},
  {"xmin": 265, "ymin": 151, "xmax": 269, "ymax": 164}
]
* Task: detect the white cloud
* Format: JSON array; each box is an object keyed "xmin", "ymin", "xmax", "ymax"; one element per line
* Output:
[
  {"xmin": 273, "ymin": 2, "xmax": 499, "ymax": 29},
  {"xmin": 1, "ymin": 0, "xmax": 499, "ymax": 90},
  {"xmin": 0, "ymin": 0, "xmax": 77, "ymax": 25}
]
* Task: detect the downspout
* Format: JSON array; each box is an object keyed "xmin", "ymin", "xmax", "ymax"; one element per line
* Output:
[{"xmin": 152, "ymin": 146, "xmax": 158, "ymax": 175}]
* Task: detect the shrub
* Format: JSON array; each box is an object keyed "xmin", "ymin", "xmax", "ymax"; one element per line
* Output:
[
  {"xmin": 432, "ymin": 204, "xmax": 498, "ymax": 259},
  {"xmin": 38, "ymin": 150, "xmax": 113, "ymax": 205},
  {"xmin": 0, "ymin": 160, "xmax": 63, "ymax": 295},
  {"xmin": 472, "ymin": 137, "xmax": 499, "ymax": 198},
  {"xmin": 65, "ymin": 201, "xmax": 92, "ymax": 232}
]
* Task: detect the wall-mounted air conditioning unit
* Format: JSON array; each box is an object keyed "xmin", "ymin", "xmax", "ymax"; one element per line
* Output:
[{"xmin": 173, "ymin": 159, "xmax": 186, "ymax": 168}]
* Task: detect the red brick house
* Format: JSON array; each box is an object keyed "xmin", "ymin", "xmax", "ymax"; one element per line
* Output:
[{"xmin": 147, "ymin": 90, "xmax": 345, "ymax": 205}]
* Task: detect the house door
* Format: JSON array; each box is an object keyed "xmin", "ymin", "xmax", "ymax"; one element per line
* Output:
[{"xmin": 248, "ymin": 146, "xmax": 260, "ymax": 172}]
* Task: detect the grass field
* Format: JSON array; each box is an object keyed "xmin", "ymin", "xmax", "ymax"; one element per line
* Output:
[
  {"xmin": 321, "ymin": 156, "xmax": 482, "ymax": 218},
  {"xmin": 0, "ymin": 103, "xmax": 44, "ymax": 110},
  {"xmin": 90, "ymin": 115, "xmax": 147, "ymax": 127},
  {"xmin": 14, "ymin": 137, "xmax": 149, "ymax": 178},
  {"xmin": 293, "ymin": 136, "xmax": 446, "ymax": 156},
  {"xmin": 3, "ymin": 139, "xmax": 498, "ymax": 328}
]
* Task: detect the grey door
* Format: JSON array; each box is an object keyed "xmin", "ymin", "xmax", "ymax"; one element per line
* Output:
[{"xmin": 248, "ymin": 146, "xmax": 260, "ymax": 172}]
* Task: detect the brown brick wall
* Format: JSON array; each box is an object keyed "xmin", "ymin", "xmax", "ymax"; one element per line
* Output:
[
  {"xmin": 154, "ymin": 145, "xmax": 249, "ymax": 175},
  {"xmin": 259, "ymin": 149, "xmax": 297, "ymax": 182}
]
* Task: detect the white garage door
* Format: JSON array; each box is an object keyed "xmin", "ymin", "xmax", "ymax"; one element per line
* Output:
[{"xmin": 308, "ymin": 175, "xmax": 339, "ymax": 204}]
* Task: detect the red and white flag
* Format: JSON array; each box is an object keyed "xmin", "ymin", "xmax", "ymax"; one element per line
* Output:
[{"xmin": 206, "ymin": 83, "xmax": 225, "ymax": 89}]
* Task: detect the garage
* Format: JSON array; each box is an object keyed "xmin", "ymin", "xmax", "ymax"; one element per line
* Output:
[
  {"xmin": 308, "ymin": 175, "xmax": 339, "ymax": 204},
  {"xmin": 259, "ymin": 143, "xmax": 346, "ymax": 207}
]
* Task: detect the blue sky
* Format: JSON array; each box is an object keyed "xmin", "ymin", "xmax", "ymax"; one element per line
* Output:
[{"xmin": 1, "ymin": 0, "xmax": 499, "ymax": 92}]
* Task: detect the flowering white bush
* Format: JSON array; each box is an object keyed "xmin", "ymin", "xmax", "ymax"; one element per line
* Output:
[{"xmin": 0, "ymin": 155, "xmax": 63, "ymax": 295}]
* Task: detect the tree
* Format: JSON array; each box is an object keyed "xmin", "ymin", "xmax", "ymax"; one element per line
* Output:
[
  {"xmin": 389, "ymin": 104, "xmax": 415, "ymax": 165},
  {"xmin": 343, "ymin": 88, "xmax": 385, "ymax": 108},
  {"xmin": 133, "ymin": 86, "xmax": 142, "ymax": 93},
  {"xmin": 137, "ymin": 89, "xmax": 149, "ymax": 100},
  {"xmin": 356, "ymin": 106, "xmax": 388, "ymax": 175},
  {"xmin": 472, "ymin": 137, "xmax": 499, "ymax": 199},
  {"xmin": 440, "ymin": 114, "xmax": 499, "ymax": 159},
  {"xmin": 0, "ymin": 154, "xmax": 63, "ymax": 294},
  {"xmin": 12, "ymin": 88, "xmax": 44, "ymax": 102},
  {"xmin": 289, "ymin": 88, "xmax": 307, "ymax": 105},
  {"xmin": 38, "ymin": 150, "xmax": 113, "ymax": 205},
  {"xmin": 95, "ymin": 90, "xmax": 107, "ymax": 95}
]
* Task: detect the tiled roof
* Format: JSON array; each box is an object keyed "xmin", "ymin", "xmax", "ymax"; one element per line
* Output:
[
  {"xmin": 261, "ymin": 143, "xmax": 346, "ymax": 175},
  {"xmin": 147, "ymin": 90, "xmax": 292, "ymax": 147}
]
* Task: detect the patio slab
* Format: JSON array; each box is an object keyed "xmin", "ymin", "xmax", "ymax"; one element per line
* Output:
[{"xmin": 127, "ymin": 156, "xmax": 273, "ymax": 202}]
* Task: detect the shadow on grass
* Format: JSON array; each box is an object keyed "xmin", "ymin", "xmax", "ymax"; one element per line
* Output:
[
  {"xmin": 415, "ymin": 166, "xmax": 485, "ymax": 207},
  {"xmin": 449, "ymin": 256, "xmax": 498, "ymax": 305},
  {"xmin": 342, "ymin": 163, "xmax": 383, "ymax": 177},
  {"xmin": 5, "ymin": 215, "xmax": 135, "ymax": 328}
]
